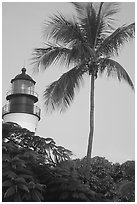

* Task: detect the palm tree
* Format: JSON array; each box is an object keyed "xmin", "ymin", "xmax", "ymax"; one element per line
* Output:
[{"xmin": 32, "ymin": 2, "xmax": 135, "ymax": 176}]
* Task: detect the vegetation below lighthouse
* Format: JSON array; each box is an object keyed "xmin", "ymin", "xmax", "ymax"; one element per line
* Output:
[{"xmin": 2, "ymin": 122, "xmax": 135, "ymax": 202}]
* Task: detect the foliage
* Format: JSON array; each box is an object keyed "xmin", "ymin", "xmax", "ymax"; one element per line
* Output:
[
  {"xmin": 121, "ymin": 160, "xmax": 135, "ymax": 181},
  {"xmin": 2, "ymin": 122, "xmax": 72, "ymax": 201},
  {"xmin": 56, "ymin": 156, "xmax": 135, "ymax": 202},
  {"xmin": 3, "ymin": 122, "xmax": 72, "ymax": 166},
  {"xmin": 3, "ymin": 122, "xmax": 109, "ymax": 202},
  {"xmin": 116, "ymin": 180, "xmax": 135, "ymax": 202},
  {"xmin": 88, "ymin": 157, "xmax": 116, "ymax": 198},
  {"xmin": 3, "ymin": 122, "xmax": 135, "ymax": 202},
  {"xmin": 113, "ymin": 161, "xmax": 135, "ymax": 202},
  {"xmin": 59, "ymin": 157, "xmax": 116, "ymax": 199},
  {"xmin": 43, "ymin": 160, "xmax": 108, "ymax": 202},
  {"xmin": 3, "ymin": 137, "xmax": 46, "ymax": 201}
]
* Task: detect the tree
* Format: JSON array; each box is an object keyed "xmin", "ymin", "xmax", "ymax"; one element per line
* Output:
[
  {"xmin": 3, "ymin": 123, "xmax": 135, "ymax": 201},
  {"xmin": 32, "ymin": 2, "xmax": 135, "ymax": 177},
  {"xmin": 55, "ymin": 156, "xmax": 135, "ymax": 201},
  {"xmin": 2, "ymin": 122, "xmax": 108, "ymax": 202},
  {"xmin": 2, "ymin": 122, "xmax": 72, "ymax": 166},
  {"xmin": 2, "ymin": 122, "xmax": 73, "ymax": 201}
]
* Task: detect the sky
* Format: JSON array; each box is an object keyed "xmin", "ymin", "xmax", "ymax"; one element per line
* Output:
[{"xmin": 2, "ymin": 2, "xmax": 135, "ymax": 163}]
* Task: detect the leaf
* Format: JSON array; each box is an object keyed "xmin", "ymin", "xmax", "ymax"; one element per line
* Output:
[
  {"xmin": 45, "ymin": 137, "xmax": 54, "ymax": 142},
  {"xmin": 18, "ymin": 183, "xmax": 30, "ymax": 193},
  {"xmin": 2, "ymin": 180, "xmax": 12, "ymax": 187},
  {"xmin": 4, "ymin": 186, "xmax": 15, "ymax": 198},
  {"xmin": 43, "ymin": 13, "xmax": 85, "ymax": 45},
  {"xmin": 34, "ymin": 189, "xmax": 44, "ymax": 201},
  {"xmin": 35, "ymin": 183, "xmax": 45, "ymax": 191},
  {"xmin": 29, "ymin": 181, "xmax": 35, "ymax": 189},
  {"xmin": 12, "ymin": 156, "xmax": 26, "ymax": 167},
  {"xmin": 99, "ymin": 58, "xmax": 134, "ymax": 89},
  {"xmin": 97, "ymin": 23, "xmax": 135, "ymax": 57},
  {"xmin": 31, "ymin": 189, "xmax": 42, "ymax": 202},
  {"xmin": 16, "ymin": 167, "xmax": 33, "ymax": 175},
  {"xmin": 72, "ymin": 2, "xmax": 85, "ymax": 16},
  {"xmin": 43, "ymin": 64, "xmax": 87, "ymax": 112},
  {"xmin": 3, "ymin": 170, "xmax": 17, "ymax": 179},
  {"xmin": 32, "ymin": 46, "xmax": 72, "ymax": 70},
  {"xmin": 19, "ymin": 174, "xmax": 34, "ymax": 180},
  {"xmin": 15, "ymin": 177, "xmax": 26, "ymax": 183}
]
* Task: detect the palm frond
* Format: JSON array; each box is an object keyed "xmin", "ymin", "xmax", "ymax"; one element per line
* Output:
[
  {"xmin": 98, "ymin": 2, "xmax": 119, "ymax": 34},
  {"xmin": 72, "ymin": 2, "xmax": 98, "ymax": 47},
  {"xmin": 32, "ymin": 45, "xmax": 78, "ymax": 70},
  {"xmin": 72, "ymin": 2, "xmax": 119, "ymax": 49},
  {"xmin": 32, "ymin": 47, "xmax": 52, "ymax": 72},
  {"xmin": 100, "ymin": 2, "xmax": 119, "ymax": 19},
  {"xmin": 43, "ymin": 64, "xmax": 87, "ymax": 113},
  {"xmin": 32, "ymin": 41, "xmax": 94, "ymax": 70},
  {"xmin": 98, "ymin": 58, "xmax": 134, "ymax": 89},
  {"xmin": 93, "ymin": 2, "xmax": 104, "ymax": 48},
  {"xmin": 94, "ymin": 2, "xmax": 119, "ymax": 49},
  {"xmin": 43, "ymin": 13, "xmax": 85, "ymax": 46},
  {"xmin": 81, "ymin": 3, "xmax": 97, "ymax": 47},
  {"xmin": 71, "ymin": 2, "xmax": 85, "ymax": 17},
  {"xmin": 96, "ymin": 23, "xmax": 135, "ymax": 58}
]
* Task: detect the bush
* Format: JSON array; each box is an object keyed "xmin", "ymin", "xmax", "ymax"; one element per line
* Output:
[
  {"xmin": 57, "ymin": 156, "xmax": 135, "ymax": 201},
  {"xmin": 3, "ymin": 122, "xmax": 108, "ymax": 202},
  {"xmin": 3, "ymin": 122, "xmax": 135, "ymax": 202},
  {"xmin": 2, "ymin": 122, "xmax": 72, "ymax": 201}
]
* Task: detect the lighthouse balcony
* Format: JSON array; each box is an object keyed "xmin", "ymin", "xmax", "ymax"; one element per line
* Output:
[
  {"xmin": 2, "ymin": 104, "xmax": 41, "ymax": 120},
  {"xmin": 6, "ymin": 89, "xmax": 38, "ymax": 102}
]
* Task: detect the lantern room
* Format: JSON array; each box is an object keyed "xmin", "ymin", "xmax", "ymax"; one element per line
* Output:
[
  {"xmin": 7, "ymin": 68, "xmax": 38, "ymax": 102},
  {"xmin": 2, "ymin": 67, "xmax": 41, "ymax": 133}
]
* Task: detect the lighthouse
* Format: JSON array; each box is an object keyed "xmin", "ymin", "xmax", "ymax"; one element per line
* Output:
[{"xmin": 2, "ymin": 68, "xmax": 41, "ymax": 133}]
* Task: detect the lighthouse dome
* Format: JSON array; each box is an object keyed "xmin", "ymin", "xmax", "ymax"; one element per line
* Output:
[{"xmin": 11, "ymin": 68, "xmax": 36, "ymax": 84}]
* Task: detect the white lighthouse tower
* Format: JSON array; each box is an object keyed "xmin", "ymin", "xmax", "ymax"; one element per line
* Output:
[{"xmin": 2, "ymin": 68, "xmax": 41, "ymax": 133}]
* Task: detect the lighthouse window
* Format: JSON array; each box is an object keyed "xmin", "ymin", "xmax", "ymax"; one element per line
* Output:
[{"xmin": 12, "ymin": 80, "xmax": 35, "ymax": 95}]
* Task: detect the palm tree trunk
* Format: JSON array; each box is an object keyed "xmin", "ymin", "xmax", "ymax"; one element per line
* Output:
[{"xmin": 86, "ymin": 73, "xmax": 95, "ymax": 178}]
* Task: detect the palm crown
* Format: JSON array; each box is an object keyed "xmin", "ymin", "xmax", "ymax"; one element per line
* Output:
[
  {"xmin": 32, "ymin": 2, "xmax": 134, "ymax": 112},
  {"xmin": 32, "ymin": 2, "xmax": 135, "ymax": 176}
]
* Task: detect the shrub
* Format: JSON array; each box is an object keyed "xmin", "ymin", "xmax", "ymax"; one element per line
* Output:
[
  {"xmin": 3, "ymin": 122, "xmax": 135, "ymax": 202},
  {"xmin": 2, "ymin": 122, "xmax": 72, "ymax": 202}
]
